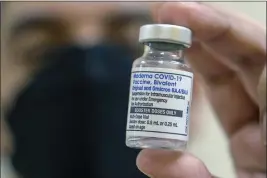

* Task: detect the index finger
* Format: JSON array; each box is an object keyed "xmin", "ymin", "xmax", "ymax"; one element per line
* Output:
[
  {"xmin": 156, "ymin": 2, "xmax": 266, "ymax": 135},
  {"xmin": 158, "ymin": 2, "xmax": 266, "ymax": 68}
]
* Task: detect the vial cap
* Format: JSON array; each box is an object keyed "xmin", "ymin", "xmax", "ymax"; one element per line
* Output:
[{"xmin": 139, "ymin": 24, "xmax": 192, "ymax": 47}]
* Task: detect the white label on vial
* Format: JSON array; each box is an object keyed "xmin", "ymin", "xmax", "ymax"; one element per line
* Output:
[{"xmin": 126, "ymin": 67, "xmax": 193, "ymax": 141}]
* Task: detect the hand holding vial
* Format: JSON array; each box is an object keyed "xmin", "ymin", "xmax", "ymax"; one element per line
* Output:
[{"xmin": 136, "ymin": 2, "xmax": 266, "ymax": 178}]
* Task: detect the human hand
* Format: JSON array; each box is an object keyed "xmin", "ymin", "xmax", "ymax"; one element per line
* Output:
[{"xmin": 136, "ymin": 2, "xmax": 266, "ymax": 178}]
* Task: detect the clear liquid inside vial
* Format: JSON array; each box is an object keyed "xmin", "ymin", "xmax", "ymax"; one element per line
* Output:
[{"xmin": 126, "ymin": 42, "xmax": 193, "ymax": 151}]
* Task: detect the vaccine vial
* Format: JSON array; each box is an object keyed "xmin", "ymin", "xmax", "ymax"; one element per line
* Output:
[{"xmin": 126, "ymin": 24, "xmax": 193, "ymax": 151}]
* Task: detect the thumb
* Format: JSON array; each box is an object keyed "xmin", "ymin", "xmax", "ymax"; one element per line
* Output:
[{"xmin": 137, "ymin": 149, "xmax": 215, "ymax": 178}]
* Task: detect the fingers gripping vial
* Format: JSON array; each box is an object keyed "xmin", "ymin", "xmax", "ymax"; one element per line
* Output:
[{"xmin": 125, "ymin": 24, "xmax": 193, "ymax": 151}]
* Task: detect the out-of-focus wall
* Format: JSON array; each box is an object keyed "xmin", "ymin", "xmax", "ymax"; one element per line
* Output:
[
  {"xmin": 187, "ymin": 2, "xmax": 266, "ymax": 178},
  {"xmin": 210, "ymin": 1, "xmax": 266, "ymax": 25}
]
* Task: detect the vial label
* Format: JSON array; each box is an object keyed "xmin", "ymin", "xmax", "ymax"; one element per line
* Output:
[{"xmin": 126, "ymin": 67, "xmax": 193, "ymax": 141}]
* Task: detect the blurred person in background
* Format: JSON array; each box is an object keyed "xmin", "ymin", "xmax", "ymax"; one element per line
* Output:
[{"xmin": 1, "ymin": 2, "xmax": 153, "ymax": 178}]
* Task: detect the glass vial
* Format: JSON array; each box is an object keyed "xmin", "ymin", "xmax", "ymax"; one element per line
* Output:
[{"xmin": 126, "ymin": 24, "xmax": 193, "ymax": 151}]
